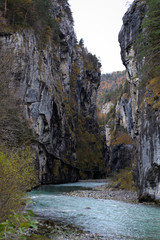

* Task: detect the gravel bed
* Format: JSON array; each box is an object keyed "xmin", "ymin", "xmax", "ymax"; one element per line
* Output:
[
  {"xmin": 66, "ymin": 190, "xmax": 138, "ymax": 202},
  {"xmin": 65, "ymin": 185, "xmax": 138, "ymax": 203}
]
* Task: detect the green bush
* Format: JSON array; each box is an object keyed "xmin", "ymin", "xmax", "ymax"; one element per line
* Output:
[
  {"xmin": 112, "ymin": 168, "xmax": 136, "ymax": 191},
  {"xmin": 0, "ymin": 146, "xmax": 38, "ymax": 221},
  {"xmin": 0, "ymin": 210, "xmax": 38, "ymax": 240}
]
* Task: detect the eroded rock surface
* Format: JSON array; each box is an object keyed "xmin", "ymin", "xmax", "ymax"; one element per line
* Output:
[
  {"xmin": 0, "ymin": 0, "xmax": 105, "ymax": 183},
  {"xmin": 119, "ymin": 0, "xmax": 160, "ymax": 202}
]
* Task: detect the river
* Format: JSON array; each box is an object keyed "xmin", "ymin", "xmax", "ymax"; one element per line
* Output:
[{"xmin": 29, "ymin": 182, "xmax": 160, "ymax": 240}]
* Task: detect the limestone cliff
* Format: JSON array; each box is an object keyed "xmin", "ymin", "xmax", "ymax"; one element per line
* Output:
[
  {"xmin": 97, "ymin": 69, "xmax": 134, "ymax": 176},
  {"xmin": 0, "ymin": 0, "xmax": 105, "ymax": 183},
  {"xmin": 119, "ymin": 0, "xmax": 160, "ymax": 202}
]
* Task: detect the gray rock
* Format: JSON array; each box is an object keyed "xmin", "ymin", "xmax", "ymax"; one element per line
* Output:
[
  {"xmin": 119, "ymin": 0, "xmax": 160, "ymax": 202},
  {"xmin": 0, "ymin": 0, "xmax": 106, "ymax": 184}
]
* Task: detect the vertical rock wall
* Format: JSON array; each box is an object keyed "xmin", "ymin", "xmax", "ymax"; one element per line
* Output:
[
  {"xmin": 0, "ymin": 0, "xmax": 105, "ymax": 183},
  {"xmin": 119, "ymin": 0, "xmax": 160, "ymax": 202}
]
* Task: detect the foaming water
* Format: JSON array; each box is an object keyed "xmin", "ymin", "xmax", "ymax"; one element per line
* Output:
[{"xmin": 29, "ymin": 182, "xmax": 160, "ymax": 240}]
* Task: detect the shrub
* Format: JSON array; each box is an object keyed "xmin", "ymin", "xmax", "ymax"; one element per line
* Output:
[
  {"xmin": 0, "ymin": 146, "xmax": 38, "ymax": 221},
  {"xmin": 112, "ymin": 132, "xmax": 133, "ymax": 146},
  {"xmin": 0, "ymin": 210, "xmax": 38, "ymax": 240},
  {"xmin": 112, "ymin": 168, "xmax": 136, "ymax": 191},
  {"xmin": 145, "ymin": 77, "xmax": 160, "ymax": 107}
]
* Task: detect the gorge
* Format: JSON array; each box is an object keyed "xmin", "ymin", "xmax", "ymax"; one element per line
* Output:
[
  {"xmin": 0, "ymin": 0, "xmax": 160, "ymax": 206},
  {"xmin": 1, "ymin": 0, "xmax": 160, "ymax": 239}
]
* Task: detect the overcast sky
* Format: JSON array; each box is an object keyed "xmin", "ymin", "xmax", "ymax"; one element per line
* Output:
[{"xmin": 68, "ymin": 0, "xmax": 134, "ymax": 74}]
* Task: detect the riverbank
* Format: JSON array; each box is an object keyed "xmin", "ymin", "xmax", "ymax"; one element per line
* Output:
[
  {"xmin": 27, "ymin": 180, "xmax": 160, "ymax": 240},
  {"xmin": 65, "ymin": 179, "xmax": 138, "ymax": 203},
  {"xmin": 66, "ymin": 189, "xmax": 138, "ymax": 202},
  {"xmin": 27, "ymin": 218, "xmax": 107, "ymax": 240},
  {"xmin": 27, "ymin": 180, "xmax": 138, "ymax": 239},
  {"xmin": 27, "ymin": 180, "xmax": 112, "ymax": 240}
]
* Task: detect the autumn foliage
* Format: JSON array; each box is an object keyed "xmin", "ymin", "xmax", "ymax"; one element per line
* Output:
[
  {"xmin": 0, "ymin": 147, "xmax": 37, "ymax": 221},
  {"xmin": 112, "ymin": 132, "xmax": 133, "ymax": 146},
  {"xmin": 97, "ymin": 70, "xmax": 127, "ymax": 106},
  {"xmin": 145, "ymin": 77, "xmax": 160, "ymax": 109}
]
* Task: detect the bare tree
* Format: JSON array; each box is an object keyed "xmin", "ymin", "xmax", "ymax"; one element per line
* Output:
[{"xmin": 4, "ymin": 0, "xmax": 7, "ymax": 16}]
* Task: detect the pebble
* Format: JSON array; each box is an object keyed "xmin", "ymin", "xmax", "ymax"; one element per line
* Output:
[
  {"xmin": 65, "ymin": 188, "xmax": 138, "ymax": 203},
  {"xmin": 27, "ymin": 219, "xmax": 108, "ymax": 240}
]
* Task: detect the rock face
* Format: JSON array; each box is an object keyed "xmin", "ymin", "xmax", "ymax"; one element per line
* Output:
[
  {"xmin": 0, "ymin": 0, "xmax": 105, "ymax": 183},
  {"xmin": 115, "ymin": 96, "xmax": 133, "ymax": 134},
  {"xmin": 119, "ymin": 0, "xmax": 146, "ymax": 137},
  {"xmin": 101, "ymin": 102, "xmax": 114, "ymax": 115},
  {"xmin": 110, "ymin": 144, "xmax": 134, "ymax": 172},
  {"xmin": 119, "ymin": 0, "xmax": 160, "ymax": 201},
  {"xmin": 109, "ymin": 95, "xmax": 134, "ymax": 173},
  {"xmin": 103, "ymin": 96, "xmax": 134, "ymax": 174}
]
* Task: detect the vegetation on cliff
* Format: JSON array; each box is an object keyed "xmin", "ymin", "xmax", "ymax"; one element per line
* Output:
[
  {"xmin": 97, "ymin": 73, "xmax": 130, "ymax": 127},
  {"xmin": 99, "ymin": 0, "xmax": 160, "ymax": 186},
  {"xmin": 96, "ymin": 68, "xmax": 134, "ymax": 184},
  {"xmin": 96, "ymin": 71, "xmax": 127, "ymax": 127},
  {"xmin": 108, "ymin": 0, "xmax": 160, "ymax": 195},
  {"xmin": 0, "ymin": 17, "xmax": 38, "ymax": 237},
  {"xmin": 0, "ymin": 0, "xmax": 53, "ymax": 28},
  {"xmin": 135, "ymin": 0, "xmax": 160, "ymax": 111},
  {"xmin": 76, "ymin": 117, "xmax": 104, "ymax": 179},
  {"xmin": 0, "ymin": 94, "xmax": 38, "ymax": 237},
  {"xmin": 0, "ymin": 0, "xmax": 69, "ymax": 46},
  {"xmin": 79, "ymin": 38, "xmax": 102, "ymax": 71},
  {"xmin": 136, "ymin": 0, "xmax": 160, "ymax": 79},
  {"xmin": 111, "ymin": 167, "xmax": 135, "ymax": 191},
  {"xmin": 97, "ymin": 70, "xmax": 126, "ymax": 107},
  {"xmin": 144, "ymin": 77, "xmax": 160, "ymax": 109},
  {"xmin": 0, "ymin": 0, "xmax": 104, "ymax": 189},
  {"xmin": 0, "ymin": 1, "xmax": 106, "ymax": 239}
]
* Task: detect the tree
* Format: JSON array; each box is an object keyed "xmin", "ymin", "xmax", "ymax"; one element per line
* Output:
[
  {"xmin": 79, "ymin": 38, "xmax": 84, "ymax": 48},
  {"xmin": 4, "ymin": 0, "xmax": 7, "ymax": 16},
  {"xmin": 135, "ymin": 0, "xmax": 160, "ymax": 78},
  {"xmin": 0, "ymin": 0, "xmax": 52, "ymax": 28}
]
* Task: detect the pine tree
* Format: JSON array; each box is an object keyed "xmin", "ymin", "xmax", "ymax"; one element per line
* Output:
[{"xmin": 136, "ymin": 0, "xmax": 160, "ymax": 78}]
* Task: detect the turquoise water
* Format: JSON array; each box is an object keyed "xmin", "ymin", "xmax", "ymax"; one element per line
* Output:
[{"xmin": 30, "ymin": 182, "xmax": 160, "ymax": 240}]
